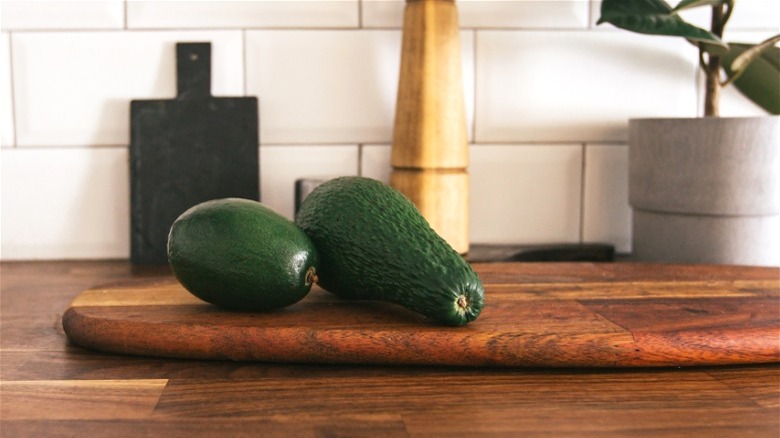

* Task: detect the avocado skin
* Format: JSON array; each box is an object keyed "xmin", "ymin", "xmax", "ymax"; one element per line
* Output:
[
  {"xmin": 167, "ymin": 198, "xmax": 318, "ymax": 311},
  {"xmin": 295, "ymin": 176, "xmax": 484, "ymax": 326}
]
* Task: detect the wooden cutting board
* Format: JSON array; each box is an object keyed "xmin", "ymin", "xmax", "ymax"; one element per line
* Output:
[{"xmin": 62, "ymin": 263, "xmax": 780, "ymax": 367}]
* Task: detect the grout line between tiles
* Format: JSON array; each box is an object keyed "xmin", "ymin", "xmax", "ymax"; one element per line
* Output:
[
  {"xmin": 260, "ymin": 142, "xmax": 370, "ymax": 148},
  {"xmin": 241, "ymin": 30, "xmax": 248, "ymax": 96},
  {"xmin": 579, "ymin": 143, "xmax": 587, "ymax": 243},
  {"xmin": 6, "ymin": 144, "xmax": 129, "ymax": 150},
  {"xmin": 7, "ymin": 32, "xmax": 18, "ymax": 149},
  {"xmin": 471, "ymin": 30, "xmax": 477, "ymax": 144},
  {"xmin": 358, "ymin": 0, "xmax": 363, "ymax": 29},
  {"xmin": 257, "ymin": 142, "xmax": 611, "ymax": 148},
  {"xmin": 357, "ymin": 144, "xmax": 364, "ymax": 176},
  {"xmin": 0, "ymin": 25, "xmax": 713, "ymax": 32},
  {"xmin": 697, "ymin": 66, "xmax": 701, "ymax": 117},
  {"xmin": 587, "ymin": 0, "xmax": 595, "ymax": 30},
  {"xmin": 471, "ymin": 141, "xmax": 617, "ymax": 146},
  {"xmin": 123, "ymin": 0, "xmax": 128, "ymax": 30}
]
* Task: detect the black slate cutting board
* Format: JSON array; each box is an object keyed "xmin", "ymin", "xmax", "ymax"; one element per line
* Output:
[{"xmin": 130, "ymin": 42, "xmax": 259, "ymax": 264}]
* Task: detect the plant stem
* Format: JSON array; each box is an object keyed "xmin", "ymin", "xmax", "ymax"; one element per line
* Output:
[{"xmin": 703, "ymin": 3, "xmax": 727, "ymax": 117}]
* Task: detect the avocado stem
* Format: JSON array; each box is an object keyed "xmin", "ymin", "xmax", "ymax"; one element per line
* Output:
[{"xmin": 305, "ymin": 267, "xmax": 318, "ymax": 286}]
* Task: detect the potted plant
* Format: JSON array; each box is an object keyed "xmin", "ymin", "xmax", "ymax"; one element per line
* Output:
[{"xmin": 598, "ymin": 0, "xmax": 780, "ymax": 266}]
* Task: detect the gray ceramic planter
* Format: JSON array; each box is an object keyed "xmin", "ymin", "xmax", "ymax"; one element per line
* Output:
[{"xmin": 629, "ymin": 116, "xmax": 780, "ymax": 266}]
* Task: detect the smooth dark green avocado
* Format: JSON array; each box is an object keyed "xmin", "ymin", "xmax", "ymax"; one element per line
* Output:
[
  {"xmin": 295, "ymin": 176, "xmax": 484, "ymax": 326},
  {"xmin": 167, "ymin": 198, "xmax": 318, "ymax": 311}
]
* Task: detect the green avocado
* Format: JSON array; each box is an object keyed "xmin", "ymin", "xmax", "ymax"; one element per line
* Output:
[
  {"xmin": 295, "ymin": 176, "xmax": 484, "ymax": 326},
  {"xmin": 167, "ymin": 198, "xmax": 318, "ymax": 311}
]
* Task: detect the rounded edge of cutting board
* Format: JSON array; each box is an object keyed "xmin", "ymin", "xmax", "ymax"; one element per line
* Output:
[{"xmin": 62, "ymin": 266, "xmax": 780, "ymax": 367}]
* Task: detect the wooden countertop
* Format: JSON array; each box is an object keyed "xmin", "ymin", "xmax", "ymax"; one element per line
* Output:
[{"xmin": 2, "ymin": 260, "xmax": 779, "ymax": 437}]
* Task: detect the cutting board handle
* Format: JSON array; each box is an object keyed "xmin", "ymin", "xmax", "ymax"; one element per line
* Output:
[{"xmin": 177, "ymin": 42, "xmax": 211, "ymax": 99}]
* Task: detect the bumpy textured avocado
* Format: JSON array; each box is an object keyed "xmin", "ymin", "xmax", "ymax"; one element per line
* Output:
[
  {"xmin": 295, "ymin": 176, "xmax": 484, "ymax": 326},
  {"xmin": 167, "ymin": 198, "xmax": 318, "ymax": 311}
]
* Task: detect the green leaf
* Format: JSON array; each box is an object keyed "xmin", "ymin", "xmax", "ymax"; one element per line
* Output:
[
  {"xmin": 598, "ymin": 0, "xmax": 727, "ymax": 48},
  {"xmin": 730, "ymin": 35, "xmax": 780, "ymax": 73},
  {"xmin": 722, "ymin": 42, "xmax": 780, "ymax": 114},
  {"xmin": 672, "ymin": 0, "xmax": 734, "ymax": 55}
]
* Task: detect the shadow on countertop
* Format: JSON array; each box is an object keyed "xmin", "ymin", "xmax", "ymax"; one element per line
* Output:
[{"xmin": 467, "ymin": 243, "xmax": 617, "ymax": 263}]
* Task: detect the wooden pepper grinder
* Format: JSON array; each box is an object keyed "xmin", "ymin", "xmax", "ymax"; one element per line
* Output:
[{"xmin": 391, "ymin": 0, "xmax": 470, "ymax": 254}]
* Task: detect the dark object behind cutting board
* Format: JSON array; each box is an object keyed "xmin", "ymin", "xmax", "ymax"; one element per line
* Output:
[{"xmin": 130, "ymin": 42, "xmax": 259, "ymax": 265}]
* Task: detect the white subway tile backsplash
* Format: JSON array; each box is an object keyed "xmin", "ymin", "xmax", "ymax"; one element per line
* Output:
[
  {"xmin": 359, "ymin": 143, "xmax": 583, "ymax": 245},
  {"xmin": 361, "ymin": 0, "xmax": 404, "ymax": 28},
  {"xmin": 1, "ymin": 32, "xmax": 13, "ymax": 147},
  {"xmin": 469, "ymin": 144, "xmax": 582, "ymax": 245},
  {"xmin": 582, "ymin": 144, "xmax": 631, "ymax": 254},
  {"xmin": 11, "ymin": 31, "xmax": 244, "ymax": 147},
  {"xmin": 362, "ymin": 0, "xmax": 589, "ymax": 29},
  {"xmin": 260, "ymin": 145, "xmax": 359, "ymax": 220},
  {"xmin": 246, "ymin": 30, "xmax": 474, "ymax": 145},
  {"xmin": 673, "ymin": 0, "xmax": 780, "ymax": 31},
  {"xmin": 475, "ymin": 30, "xmax": 699, "ymax": 143},
  {"xmin": 0, "ymin": 147, "xmax": 130, "ymax": 260},
  {"xmin": 246, "ymin": 30, "xmax": 398, "ymax": 144},
  {"xmin": 360, "ymin": 144, "xmax": 392, "ymax": 183},
  {"xmin": 591, "ymin": 16, "xmax": 778, "ymax": 118},
  {"xmin": 460, "ymin": 0, "xmax": 590, "ymax": 29},
  {"xmin": 0, "ymin": 0, "xmax": 124, "ymax": 30},
  {"xmin": 127, "ymin": 0, "xmax": 359, "ymax": 29},
  {"xmin": 2, "ymin": 1, "xmax": 772, "ymax": 261},
  {"xmin": 726, "ymin": 0, "xmax": 780, "ymax": 30}
]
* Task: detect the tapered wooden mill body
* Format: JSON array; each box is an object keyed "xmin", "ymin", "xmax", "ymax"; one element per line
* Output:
[{"xmin": 391, "ymin": 0, "xmax": 469, "ymax": 254}]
